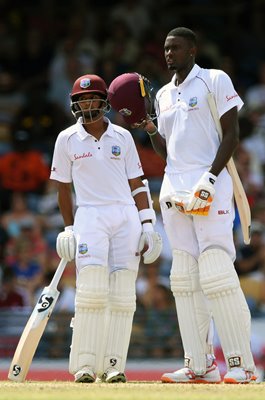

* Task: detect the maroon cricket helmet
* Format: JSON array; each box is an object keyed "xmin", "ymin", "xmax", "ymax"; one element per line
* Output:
[
  {"xmin": 70, "ymin": 74, "xmax": 108, "ymax": 100},
  {"xmin": 108, "ymin": 72, "xmax": 155, "ymax": 125}
]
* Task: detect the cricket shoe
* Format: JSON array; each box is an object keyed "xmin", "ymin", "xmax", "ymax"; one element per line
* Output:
[
  {"xmin": 161, "ymin": 360, "xmax": 221, "ymax": 384},
  {"xmin": 74, "ymin": 367, "xmax": 96, "ymax": 383},
  {"xmin": 223, "ymin": 368, "xmax": 257, "ymax": 384},
  {"xmin": 100, "ymin": 367, "xmax": 127, "ymax": 383}
]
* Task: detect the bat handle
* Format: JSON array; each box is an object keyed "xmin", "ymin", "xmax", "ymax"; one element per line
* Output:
[{"xmin": 49, "ymin": 258, "xmax": 68, "ymax": 290}]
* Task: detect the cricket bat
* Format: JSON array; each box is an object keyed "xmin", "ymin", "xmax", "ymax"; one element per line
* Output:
[
  {"xmin": 8, "ymin": 258, "xmax": 68, "ymax": 382},
  {"xmin": 207, "ymin": 92, "xmax": 251, "ymax": 245}
]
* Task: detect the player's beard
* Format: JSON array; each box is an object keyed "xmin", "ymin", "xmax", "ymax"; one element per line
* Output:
[{"xmin": 81, "ymin": 108, "xmax": 104, "ymax": 124}]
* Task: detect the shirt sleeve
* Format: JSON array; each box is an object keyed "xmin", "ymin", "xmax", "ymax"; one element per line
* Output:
[
  {"xmin": 124, "ymin": 132, "xmax": 144, "ymax": 179},
  {"xmin": 50, "ymin": 132, "xmax": 72, "ymax": 183},
  {"xmin": 213, "ymin": 70, "xmax": 244, "ymax": 118}
]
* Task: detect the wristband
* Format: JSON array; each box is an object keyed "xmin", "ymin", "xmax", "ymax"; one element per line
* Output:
[
  {"xmin": 142, "ymin": 222, "xmax": 154, "ymax": 232},
  {"xmin": 65, "ymin": 225, "xmax": 74, "ymax": 231},
  {"xmin": 131, "ymin": 186, "xmax": 147, "ymax": 197},
  {"xmin": 147, "ymin": 127, "xmax": 158, "ymax": 136},
  {"xmin": 139, "ymin": 208, "xmax": 156, "ymax": 224}
]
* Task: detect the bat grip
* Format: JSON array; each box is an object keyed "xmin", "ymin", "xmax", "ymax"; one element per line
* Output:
[{"xmin": 49, "ymin": 258, "xmax": 68, "ymax": 290}]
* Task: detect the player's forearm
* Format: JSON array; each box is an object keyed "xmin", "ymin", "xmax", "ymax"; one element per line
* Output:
[
  {"xmin": 148, "ymin": 133, "xmax": 167, "ymax": 161},
  {"xmin": 144, "ymin": 121, "xmax": 167, "ymax": 161},
  {"xmin": 210, "ymin": 132, "xmax": 239, "ymax": 176},
  {"xmin": 57, "ymin": 182, "xmax": 74, "ymax": 226}
]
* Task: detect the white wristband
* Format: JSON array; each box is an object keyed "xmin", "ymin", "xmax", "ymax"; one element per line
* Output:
[
  {"xmin": 147, "ymin": 127, "xmax": 158, "ymax": 136},
  {"xmin": 131, "ymin": 186, "xmax": 147, "ymax": 197},
  {"xmin": 142, "ymin": 222, "xmax": 154, "ymax": 232},
  {"xmin": 139, "ymin": 208, "xmax": 156, "ymax": 224},
  {"xmin": 65, "ymin": 225, "xmax": 74, "ymax": 231}
]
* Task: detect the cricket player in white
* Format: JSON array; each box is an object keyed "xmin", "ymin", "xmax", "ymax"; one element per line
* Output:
[
  {"xmin": 50, "ymin": 74, "xmax": 162, "ymax": 383},
  {"xmin": 108, "ymin": 28, "xmax": 257, "ymax": 384},
  {"xmin": 152, "ymin": 27, "xmax": 257, "ymax": 384}
]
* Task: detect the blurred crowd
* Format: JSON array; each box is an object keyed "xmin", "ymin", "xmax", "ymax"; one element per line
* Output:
[{"xmin": 1, "ymin": 0, "xmax": 265, "ymax": 360}]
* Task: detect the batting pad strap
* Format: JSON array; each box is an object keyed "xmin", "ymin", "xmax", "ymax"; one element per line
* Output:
[
  {"xmin": 139, "ymin": 208, "xmax": 156, "ymax": 224},
  {"xmin": 131, "ymin": 186, "xmax": 147, "ymax": 197}
]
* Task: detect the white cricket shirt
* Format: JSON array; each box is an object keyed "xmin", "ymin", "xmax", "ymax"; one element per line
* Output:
[
  {"xmin": 50, "ymin": 117, "xmax": 143, "ymax": 206},
  {"xmin": 156, "ymin": 64, "xmax": 244, "ymax": 174}
]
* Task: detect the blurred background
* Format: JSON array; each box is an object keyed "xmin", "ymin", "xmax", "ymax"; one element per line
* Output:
[{"xmin": 1, "ymin": 0, "xmax": 265, "ymax": 380}]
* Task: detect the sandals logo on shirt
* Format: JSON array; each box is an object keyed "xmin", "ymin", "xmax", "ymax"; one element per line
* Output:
[{"xmin": 111, "ymin": 145, "xmax": 121, "ymax": 160}]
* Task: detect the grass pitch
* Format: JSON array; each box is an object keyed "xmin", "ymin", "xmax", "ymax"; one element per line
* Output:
[{"xmin": 0, "ymin": 381, "xmax": 264, "ymax": 400}]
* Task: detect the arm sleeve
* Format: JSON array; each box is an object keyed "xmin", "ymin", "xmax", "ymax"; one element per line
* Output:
[
  {"xmin": 50, "ymin": 132, "xmax": 72, "ymax": 183},
  {"xmin": 125, "ymin": 133, "xmax": 144, "ymax": 179},
  {"xmin": 213, "ymin": 71, "xmax": 244, "ymax": 118}
]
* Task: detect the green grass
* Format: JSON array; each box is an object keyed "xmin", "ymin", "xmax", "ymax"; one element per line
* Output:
[{"xmin": 0, "ymin": 381, "xmax": 265, "ymax": 400}]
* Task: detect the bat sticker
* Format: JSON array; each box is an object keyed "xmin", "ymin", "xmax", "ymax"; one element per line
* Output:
[
  {"xmin": 37, "ymin": 295, "xmax": 54, "ymax": 313},
  {"xmin": 12, "ymin": 365, "xmax": 22, "ymax": 376}
]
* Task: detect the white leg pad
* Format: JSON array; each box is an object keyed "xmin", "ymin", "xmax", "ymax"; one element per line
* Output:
[
  {"xmin": 199, "ymin": 248, "xmax": 255, "ymax": 371},
  {"xmin": 69, "ymin": 265, "xmax": 108, "ymax": 375},
  {"xmin": 170, "ymin": 250, "xmax": 212, "ymax": 374},
  {"xmin": 101, "ymin": 269, "xmax": 137, "ymax": 374}
]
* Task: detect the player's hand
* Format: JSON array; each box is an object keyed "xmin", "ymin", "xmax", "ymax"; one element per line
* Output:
[
  {"xmin": 186, "ymin": 171, "xmax": 217, "ymax": 215},
  {"xmin": 131, "ymin": 114, "xmax": 155, "ymax": 132},
  {"xmin": 138, "ymin": 222, "xmax": 162, "ymax": 264},
  {"xmin": 56, "ymin": 226, "xmax": 76, "ymax": 261}
]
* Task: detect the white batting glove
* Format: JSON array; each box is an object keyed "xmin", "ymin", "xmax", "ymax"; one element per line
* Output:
[
  {"xmin": 186, "ymin": 172, "xmax": 217, "ymax": 215},
  {"xmin": 56, "ymin": 226, "xmax": 76, "ymax": 261},
  {"xmin": 138, "ymin": 222, "xmax": 162, "ymax": 264}
]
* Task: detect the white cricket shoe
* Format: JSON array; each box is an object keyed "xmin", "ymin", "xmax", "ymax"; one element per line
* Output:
[
  {"xmin": 100, "ymin": 367, "xmax": 127, "ymax": 383},
  {"xmin": 161, "ymin": 360, "xmax": 221, "ymax": 384},
  {"xmin": 223, "ymin": 368, "xmax": 257, "ymax": 384},
  {"xmin": 74, "ymin": 367, "xmax": 96, "ymax": 383}
]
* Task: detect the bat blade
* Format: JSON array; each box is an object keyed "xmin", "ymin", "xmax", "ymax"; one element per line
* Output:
[{"xmin": 8, "ymin": 287, "xmax": 60, "ymax": 382}]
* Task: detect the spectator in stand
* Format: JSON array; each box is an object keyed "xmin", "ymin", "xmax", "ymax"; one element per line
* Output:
[
  {"xmin": 233, "ymin": 144, "xmax": 264, "ymax": 212},
  {"xmin": 47, "ymin": 37, "xmax": 85, "ymax": 117},
  {"xmin": 102, "ymin": 20, "xmax": 140, "ymax": 73},
  {"xmin": 144, "ymin": 283, "xmax": 183, "ymax": 358},
  {"xmin": 0, "ymin": 70, "xmax": 26, "ymax": 155},
  {"xmin": 14, "ymin": 82, "xmax": 68, "ymax": 160},
  {"xmin": 7, "ymin": 235, "xmax": 44, "ymax": 307},
  {"xmin": 235, "ymin": 221, "xmax": 265, "ymax": 316},
  {"xmin": 0, "ymin": 267, "xmax": 25, "ymax": 309},
  {"xmin": 244, "ymin": 61, "xmax": 265, "ymax": 114},
  {"xmin": 109, "ymin": 0, "xmax": 152, "ymax": 39},
  {"xmin": 0, "ymin": 130, "xmax": 50, "ymax": 212},
  {"xmin": 0, "ymin": 225, "xmax": 9, "ymax": 267},
  {"xmin": 1, "ymin": 192, "xmax": 44, "ymax": 240}
]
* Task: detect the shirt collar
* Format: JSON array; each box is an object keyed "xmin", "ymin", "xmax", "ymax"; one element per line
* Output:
[
  {"xmin": 76, "ymin": 117, "xmax": 114, "ymax": 140},
  {"xmin": 170, "ymin": 64, "xmax": 201, "ymax": 88}
]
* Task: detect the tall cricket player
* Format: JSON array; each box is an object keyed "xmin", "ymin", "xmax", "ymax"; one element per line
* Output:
[
  {"xmin": 108, "ymin": 28, "xmax": 257, "ymax": 384},
  {"xmin": 50, "ymin": 74, "xmax": 162, "ymax": 383}
]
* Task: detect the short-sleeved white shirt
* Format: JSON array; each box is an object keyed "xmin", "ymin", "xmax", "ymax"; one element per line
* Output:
[
  {"xmin": 50, "ymin": 117, "xmax": 143, "ymax": 206},
  {"xmin": 156, "ymin": 64, "xmax": 244, "ymax": 175}
]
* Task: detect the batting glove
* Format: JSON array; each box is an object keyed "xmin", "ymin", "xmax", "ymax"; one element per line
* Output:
[
  {"xmin": 138, "ymin": 222, "xmax": 162, "ymax": 264},
  {"xmin": 56, "ymin": 225, "xmax": 76, "ymax": 261},
  {"xmin": 186, "ymin": 171, "xmax": 217, "ymax": 215}
]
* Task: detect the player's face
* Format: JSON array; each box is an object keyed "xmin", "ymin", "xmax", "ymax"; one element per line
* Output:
[
  {"xmin": 77, "ymin": 93, "xmax": 107, "ymax": 123},
  {"xmin": 78, "ymin": 93, "xmax": 102, "ymax": 111},
  {"xmin": 164, "ymin": 36, "xmax": 195, "ymax": 72}
]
